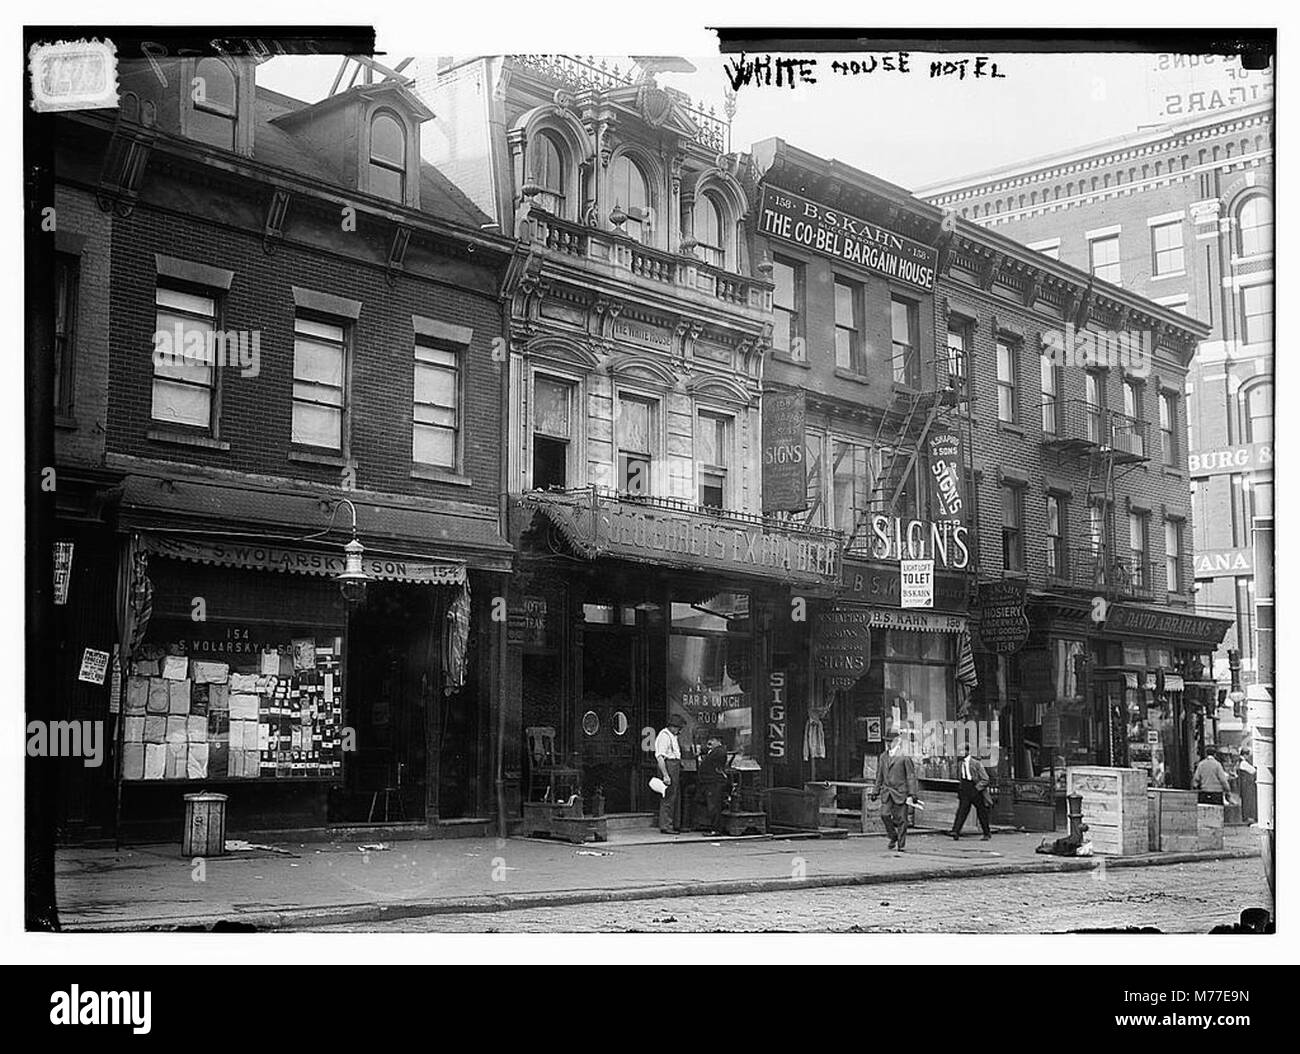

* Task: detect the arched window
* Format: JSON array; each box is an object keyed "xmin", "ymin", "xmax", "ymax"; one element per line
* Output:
[
  {"xmin": 1245, "ymin": 381, "xmax": 1273, "ymax": 443},
  {"xmin": 609, "ymin": 153, "xmax": 651, "ymax": 243},
  {"xmin": 530, "ymin": 132, "xmax": 566, "ymax": 215},
  {"xmin": 190, "ymin": 58, "xmax": 237, "ymax": 150},
  {"xmin": 369, "ymin": 112, "xmax": 406, "ymax": 204},
  {"xmin": 1237, "ymin": 195, "xmax": 1273, "ymax": 256},
  {"xmin": 692, "ymin": 192, "xmax": 727, "ymax": 268}
]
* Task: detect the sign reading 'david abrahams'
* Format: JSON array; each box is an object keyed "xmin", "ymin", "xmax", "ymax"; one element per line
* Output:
[
  {"xmin": 926, "ymin": 429, "xmax": 967, "ymax": 526},
  {"xmin": 762, "ymin": 389, "xmax": 808, "ymax": 513},
  {"xmin": 758, "ymin": 186, "xmax": 938, "ymax": 292},
  {"xmin": 812, "ymin": 606, "xmax": 873, "ymax": 691},
  {"xmin": 978, "ymin": 579, "xmax": 1030, "ymax": 654}
]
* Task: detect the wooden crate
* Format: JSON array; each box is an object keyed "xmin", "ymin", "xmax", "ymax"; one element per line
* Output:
[
  {"xmin": 1197, "ymin": 803, "xmax": 1225, "ymax": 850},
  {"xmin": 1148, "ymin": 789, "xmax": 1199, "ymax": 851},
  {"xmin": 1068, "ymin": 767, "xmax": 1148, "ymax": 855}
]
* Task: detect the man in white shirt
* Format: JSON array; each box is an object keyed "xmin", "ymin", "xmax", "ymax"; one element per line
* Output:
[
  {"xmin": 949, "ymin": 744, "xmax": 992, "ymax": 841},
  {"xmin": 655, "ymin": 715, "xmax": 685, "ymax": 834}
]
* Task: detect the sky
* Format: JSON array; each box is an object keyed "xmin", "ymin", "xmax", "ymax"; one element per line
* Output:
[{"xmin": 256, "ymin": 44, "xmax": 1272, "ymax": 193}]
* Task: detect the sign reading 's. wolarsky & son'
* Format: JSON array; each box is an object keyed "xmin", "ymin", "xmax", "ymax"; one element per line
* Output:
[{"xmin": 759, "ymin": 186, "xmax": 938, "ymax": 292}]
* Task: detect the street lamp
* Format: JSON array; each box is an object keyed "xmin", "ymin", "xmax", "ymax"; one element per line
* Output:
[{"xmin": 330, "ymin": 498, "xmax": 370, "ymax": 604}]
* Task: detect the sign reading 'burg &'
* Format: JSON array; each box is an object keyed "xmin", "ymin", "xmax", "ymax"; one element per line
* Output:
[{"xmin": 759, "ymin": 186, "xmax": 938, "ymax": 292}]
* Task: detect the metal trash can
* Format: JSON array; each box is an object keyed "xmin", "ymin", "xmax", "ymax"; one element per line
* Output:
[{"xmin": 182, "ymin": 792, "xmax": 228, "ymax": 857}]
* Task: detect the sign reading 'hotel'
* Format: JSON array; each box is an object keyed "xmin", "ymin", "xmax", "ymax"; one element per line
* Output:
[{"xmin": 758, "ymin": 186, "xmax": 939, "ymax": 292}]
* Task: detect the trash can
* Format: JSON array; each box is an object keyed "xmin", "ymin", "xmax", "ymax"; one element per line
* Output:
[{"xmin": 182, "ymin": 792, "xmax": 228, "ymax": 857}]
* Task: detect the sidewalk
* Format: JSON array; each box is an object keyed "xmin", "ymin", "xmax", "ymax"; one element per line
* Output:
[{"xmin": 54, "ymin": 826, "xmax": 1261, "ymax": 932}]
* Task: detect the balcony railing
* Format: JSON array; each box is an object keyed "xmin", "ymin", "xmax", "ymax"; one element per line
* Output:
[
  {"xmin": 527, "ymin": 211, "xmax": 773, "ymax": 314},
  {"xmin": 1047, "ymin": 547, "xmax": 1159, "ymax": 599},
  {"xmin": 1042, "ymin": 399, "xmax": 1151, "ymax": 463}
]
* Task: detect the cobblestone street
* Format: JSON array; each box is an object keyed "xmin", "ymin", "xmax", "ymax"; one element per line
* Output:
[{"xmin": 314, "ymin": 858, "xmax": 1271, "ymax": 933}]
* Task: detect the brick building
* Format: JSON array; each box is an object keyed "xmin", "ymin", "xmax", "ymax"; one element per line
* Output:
[
  {"xmin": 51, "ymin": 56, "xmax": 520, "ymax": 838},
  {"xmin": 919, "ymin": 101, "xmax": 1274, "ymax": 698},
  {"xmin": 746, "ymin": 137, "xmax": 1227, "ymax": 825}
]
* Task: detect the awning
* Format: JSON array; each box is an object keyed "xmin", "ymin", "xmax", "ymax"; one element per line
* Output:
[
  {"xmin": 118, "ymin": 473, "xmax": 512, "ymax": 573},
  {"xmin": 1143, "ymin": 673, "xmax": 1186, "ymax": 692}
]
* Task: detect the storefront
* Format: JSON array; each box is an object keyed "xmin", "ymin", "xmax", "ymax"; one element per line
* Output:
[{"xmin": 507, "ymin": 489, "xmax": 841, "ymax": 818}]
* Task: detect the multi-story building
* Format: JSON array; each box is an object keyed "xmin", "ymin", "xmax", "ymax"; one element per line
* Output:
[
  {"xmin": 746, "ymin": 137, "xmax": 1227, "ymax": 828},
  {"xmin": 50, "ymin": 56, "xmax": 519, "ymax": 838},
  {"xmin": 919, "ymin": 101, "xmax": 1274, "ymax": 700}
]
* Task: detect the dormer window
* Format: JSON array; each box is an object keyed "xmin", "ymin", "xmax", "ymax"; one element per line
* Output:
[
  {"xmin": 530, "ymin": 131, "xmax": 567, "ymax": 216},
  {"xmin": 610, "ymin": 154, "xmax": 651, "ymax": 243},
  {"xmin": 692, "ymin": 192, "xmax": 727, "ymax": 268},
  {"xmin": 369, "ymin": 111, "xmax": 407, "ymax": 204},
  {"xmin": 190, "ymin": 58, "xmax": 237, "ymax": 150}
]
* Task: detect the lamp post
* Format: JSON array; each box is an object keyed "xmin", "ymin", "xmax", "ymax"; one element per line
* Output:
[{"xmin": 330, "ymin": 498, "xmax": 371, "ymax": 605}]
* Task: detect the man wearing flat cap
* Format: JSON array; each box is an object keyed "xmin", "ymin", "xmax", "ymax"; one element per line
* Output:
[
  {"xmin": 871, "ymin": 729, "xmax": 921, "ymax": 851},
  {"xmin": 655, "ymin": 714, "xmax": 686, "ymax": 834}
]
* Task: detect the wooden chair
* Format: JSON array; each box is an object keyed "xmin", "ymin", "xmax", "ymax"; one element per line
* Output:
[{"xmin": 525, "ymin": 726, "xmax": 580, "ymax": 802}]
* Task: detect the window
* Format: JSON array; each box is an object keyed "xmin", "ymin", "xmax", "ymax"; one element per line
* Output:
[
  {"xmin": 834, "ymin": 277, "xmax": 863, "ymax": 372},
  {"xmin": 995, "ymin": 337, "xmax": 1017, "ymax": 423},
  {"xmin": 1165, "ymin": 520, "xmax": 1183, "ymax": 592},
  {"xmin": 804, "ymin": 430, "xmax": 827, "ymax": 528},
  {"xmin": 1244, "ymin": 381, "xmax": 1273, "ymax": 443},
  {"xmin": 531, "ymin": 131, "xmax": 566, "ymax": 215},
  {"xmin": 946, "ymin": 321, "xmax": 970, "ymax": 413},
  {"xmin": 1084, "ymin": 371, "xmax": 1106, "ymax": 444},
  {"xmin": 1251, "ymin": 479, "xmax": 1274, "ymax": 519},
  {"xmin": 1124, "ymin": 380, "xmax": 1145, "ymax": 457},
  {"xmin": 292, "ymin": 316, "xmax": 347, "ymax": 449},
  {"xmin": 831, "ymin": 440, "xmax": 871, "ymax": 536},
  {"xmin": 1046, "ymin": 494, "xmax": 1066, "ymax": 579},
  {"xmin": 532, "ymin": 375, "xmax": 573, "ymax": 489},
  {"xmin": 1150, "ymin": 220, "xmax": 1184, "ymax": 275},
  {"xmin": 609, "ymin": 154, "xmax": 651, "ymax": 242},
  {"xmin": 1088, "ymin": 502, "xmax": 1106, "ymax": 557},
  {"xmin": 152, "ymin": 286, "xmax": 218, "ymax": 430},
  {"xmin": 772, "ymin": 256, "xmax": 804, "ymax": 358},
  {"xmin": 1040, "ymin": 351, "xmax": 1060, "ymax": 434},
  {"xmin": 617, "ymin": 393, "xmax": 655, "ymax": 495},
  {"xmin": 891, "ymin": 297, "xmax": 919, "ymax": 386},
  {"xmin": 1129, "ymin": 511, "xmax": 1149, "ymax": 590},
  {"xmin": 1237, "ymin": 195, "xmax": 1273, "ymax": 256},
  {"xmin": 1160, "ymin": 391, "xmax": 1179, "ymax": 466},
  {"xmin": 1241, "ymin": 283, "xmax": 1273, "ymax": 345},
  {"xmin": 54, "ymin": 253, "xmax": 79, "ymax": 417},
  {"xmin": 692, "ymin": 193, "xmax": 727, "ymax": 268},
  {"xmin": 1001, "ymin": 484, "xmax": 1024, "ymax": 572},
  {"xmin": 369, "ymin": 112, "xmax": 406, "ymax": 204},
  {"xmin": 412, "ymin": 338, "xmax": 459, "ymax": 468},
  {"xmin": 1235, "ymin": 577, "xmax": 1256, "ymax": 659},
  {"xmin": 190, "ymin": 58, "xmax": 237, "ymax": 150},
  {"xmin": 1089, "ymin": 234, "xmax": 1121, "ymax": 283},
  {"xmin": 696, "ymin": 411, "xmax": 731, "ymax": 508}
]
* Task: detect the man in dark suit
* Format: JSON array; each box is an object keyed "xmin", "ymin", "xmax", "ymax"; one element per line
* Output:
[
  {"xmin": 695, "ymin": 735, "xmax": 729, "ymax": 834},
  {"xmin": 871, "ymin": 730, "xmax": 921, "ymax": 851},
  {"xmin": 950, "ymin": 744, "xmax": 992, "ymax": 841}
]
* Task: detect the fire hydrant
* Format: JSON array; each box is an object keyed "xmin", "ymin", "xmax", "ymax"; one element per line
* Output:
[{"xmin": 1066, "ymin": 792, "xmax": 1088, "ymax": 845}]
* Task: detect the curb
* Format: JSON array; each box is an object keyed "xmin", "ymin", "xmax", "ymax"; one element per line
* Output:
[{"xmin": 61, "ymin": 845, "xmax": 1260, "ymax": 932}]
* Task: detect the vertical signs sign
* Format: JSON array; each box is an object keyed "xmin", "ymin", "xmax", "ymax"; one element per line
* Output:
[
  {"xmin": 762, "ymin": 389, "xmax": 807, "ymax": 513},
  {"xmin": 768, "ymin": 670, "xmax": 787, "ymax": 762},
  {"xmin": 926, "ymin": 428, "xmax": 966, "ymax": 526}
]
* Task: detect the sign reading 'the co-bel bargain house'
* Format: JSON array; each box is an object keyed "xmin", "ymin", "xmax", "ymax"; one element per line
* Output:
[{"xmin": 758, "ymin": 186, "xmax": 939, "ymax": 292}]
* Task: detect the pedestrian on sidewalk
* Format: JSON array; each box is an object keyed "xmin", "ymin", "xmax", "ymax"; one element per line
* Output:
[
  {"xmin": 696, "ymin": 735, "xmax": 729, "ymax": 834},
  {"xmin": 1192, "ymin": 746, "xmax": 1232, "ymax": 806},
  {"xmin": 950, "ymin": 744, "xmax": 992, "ymax": 841},
  {"xmin": 656, "ymin": 715, "xmax": 685, "ymax": 834},
  {"xmin": 871, "ymin": 730, "xmax": 920, "ymax": 851}
]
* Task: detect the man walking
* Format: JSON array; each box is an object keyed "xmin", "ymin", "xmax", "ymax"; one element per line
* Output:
[
  {"xmin": 871, "ymin": 730, "xmax": 921, "ymax": 851},
  {"xmin": 655, "ymin": 715, "xmax": 685, "ymax": 834},
  {"xmin": 1192, "ymin": 746, "xmax": 1232, "ymax": 806},
  {"xmin": 950, "ymin": 744, "xmax": 992, "ymax": 841}
]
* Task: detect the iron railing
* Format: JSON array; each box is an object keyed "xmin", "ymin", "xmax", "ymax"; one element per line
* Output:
[{"xmin": 1042, "ymin": 398, "xmax": 1151, "ymax": 462}]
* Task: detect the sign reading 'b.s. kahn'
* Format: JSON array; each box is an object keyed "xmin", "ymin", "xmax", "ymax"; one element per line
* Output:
[
  {"xmin": 762, "ymin": 388, "xmax": 807, "ymax": 513},
  {"xmin": 759, "ymin": 186, "xmax": 938, "ymax": 292}
]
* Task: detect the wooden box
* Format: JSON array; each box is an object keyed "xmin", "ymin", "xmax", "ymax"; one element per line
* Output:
[
  {"xmin": 1197, "ymin": 803, "xmax": 1225, "ymax": 851},
  {"xmin": 1068, "ymin": 766, "xmax": 1148, "ymax": 856},
  {"xmin": 1148, "ymin": 789, "xmax": 1198, "ymax": 851}
]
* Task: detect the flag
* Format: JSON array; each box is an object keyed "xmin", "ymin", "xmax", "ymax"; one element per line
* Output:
[
  {"xmin": 955, "ymin": 627, "xmax": 978, "ymax": 717},
  {"xmin": 443, "ymin": 579, "xmax": 471, "ymax": 695}
]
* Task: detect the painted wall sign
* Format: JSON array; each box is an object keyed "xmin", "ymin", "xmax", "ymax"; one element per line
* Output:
[
  {"xmin": 840, "ymin": 557, "xmax": 970, "ymax": 611},
  {"xmin": 978, "ymin": 580, "xmax": 1030, "ymax": 654},
  {"xmin": 812, "ymin": 606, "xmax": 873, "ymax": 691},
  {"xmin": 758, "ymin": 186, "xmax": 938, "ymax": 292},
  {"xmin": 1193, "ymin": 548, "xmax": 1254, "ymax": 578},
  {"xmin": 1103, "ymin": 604, "xmax": 1231, "ymax": 646},
  {"xmin": 1188, "ymin": 442, "xmax": 1272, "ymax": 477},
  {"xmin": 901, "ymin": 559, "xmax": 934, "ymax": 608},
  {"xmin": 768, "ymin": 670, "xmax": 787, "ymax": 761},
  {"xmin": 611, "ymin": 318, "xmax": 673, "ymax": 350},
  {"xmin": 854, "ymin": 607, "xmax": 967, "ymax": 633},
  {"xmin": 762, "ymin": 389, "xmax": 808, "ymax": 513},
  {"xmin": 926, "ymin": 429, "xmax": 967, "ymax": 526}
]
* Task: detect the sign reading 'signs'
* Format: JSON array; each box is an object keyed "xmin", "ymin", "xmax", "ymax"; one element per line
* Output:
[{"xmin": 759, "ymin": 187, "xmax": 938, "ymax": 292}]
